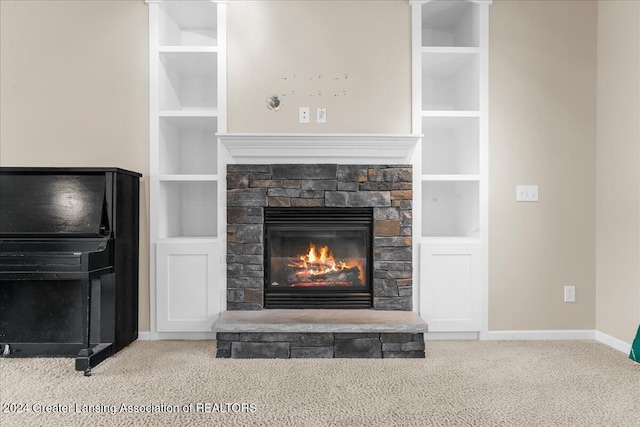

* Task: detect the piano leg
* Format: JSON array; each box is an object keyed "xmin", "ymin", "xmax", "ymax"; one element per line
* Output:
[
  {"xmin": 77, "ymin": 348, "xmax": 94, "ymax": 376},
  {"xmin": 76, "ymin": 343, "xmax": 113, "ymax": 375},
  {"xmin": 79, "ymin": 278, "xmax": 93, "ymax": 376},
  {"xmin": 75, "ymin": 277, "xmax": 115, "ymax": 376}
]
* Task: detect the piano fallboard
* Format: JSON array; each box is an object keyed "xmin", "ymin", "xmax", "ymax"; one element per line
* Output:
[{"xmin": 0, "ymin": 239, "xmax": 113, "ymax": 280}]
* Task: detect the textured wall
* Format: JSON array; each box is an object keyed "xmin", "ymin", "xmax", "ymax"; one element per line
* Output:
[
  {"xmin": 0, "ymin": 0, "xmax": 151, "ymax": 331},
  {"xmin": 595, "ymin": 0, "xmax": 640, "ymax": 344},
  {"xmin": 488, "ymin": 0, "xmax": 597, "ymax": 330},
  {"xmin": 227, "ymin": 0, "xmax": 411, "ymax": 133}
]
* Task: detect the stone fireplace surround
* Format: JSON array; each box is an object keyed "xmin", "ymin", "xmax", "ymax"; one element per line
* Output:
[
  {"xmin": 214, "ymin": 135, "xmax": 427, "ymax": 359},
  {"xmin": 226, "ymin": 164, "xmax": 413, "ymax": 311}
]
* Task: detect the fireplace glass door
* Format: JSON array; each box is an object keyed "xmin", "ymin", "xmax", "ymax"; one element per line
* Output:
[{"xmin": 264, "ymin": 208, "xmax": 373, "ymax": 309}]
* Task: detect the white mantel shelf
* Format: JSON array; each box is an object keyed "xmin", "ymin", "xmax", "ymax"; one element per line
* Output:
[
  {"xmin": 218, "ymin": 133, "xmax": 421, "ymax": 164},
  {"xmin": 409, "ymin": 0, "xmax": 492, "ymax": 5}
]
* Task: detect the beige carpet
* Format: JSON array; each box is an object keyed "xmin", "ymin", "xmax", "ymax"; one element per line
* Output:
[{"xmin": 0, "ymin": 340, "xmax": 637, "ymax": 427}]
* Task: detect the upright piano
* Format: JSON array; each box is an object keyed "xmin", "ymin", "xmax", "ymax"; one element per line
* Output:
[{"xmin": 0, "ymin": 168, "xmax": 141, "ymax": 375}]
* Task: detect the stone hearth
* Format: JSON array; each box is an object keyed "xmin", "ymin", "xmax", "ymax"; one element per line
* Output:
[
  {"xmin": 217, "ymin": 333, "xmax": 425, "ymax": 359},
  {"xmin": 212, "ymin": 309, "xmax": 428, "ymax": 359},
  {"xmin": 226, "ymin": 164, "xmax": 413, "ymax": 311}
]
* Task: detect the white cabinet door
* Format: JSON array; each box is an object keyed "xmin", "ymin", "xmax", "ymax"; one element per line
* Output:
[
  {"xmin": 420, "ymin": 242, "xmax": 481, "ymax": 332},
  {"xmin": 156, "ymin": 242, "xmax": 221, "ymax": 332}
]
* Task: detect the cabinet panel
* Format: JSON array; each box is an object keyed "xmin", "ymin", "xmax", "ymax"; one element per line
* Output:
[
  {"xmin": 420, "ymin": 242, "xmax": 481, "ymax": 331},
  {"xmin": 157, "ymin": 242, "xmax": 221, "ymax": 332}
]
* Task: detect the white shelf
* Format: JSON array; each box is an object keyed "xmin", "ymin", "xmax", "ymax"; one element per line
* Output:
[
  {"xmin": 421, "ymin": 46, "xmax": 479, "ymax": 54},
  {"xmin": 158, "ymin": 181, "xmax": 218, "ymax": 239},
  {"xmin": 422, "ymin": 116, "xmax": 479, "ymax": 175},
  {"xmin": 159, "ymin": 116, "xmax": 218, "ymax": 175},
  {"xmin": 158, "ymin": 237, "xmax": 220, "ymax": 244},
  {"xmin": 421, "ymin": 175, "xmax": 480, "ymax": 181},
  {"xmin": 159, "ymin": 51, "xmax": 217, "ymax": 111},
  {"xmin": 421, "ymin": 0, "xmax": 479, "ymax": 47},
  {"xmin": 422, "ymin": 52, "xmax": 479, "ymax": 111},
  {"xmin": 422, "ymin": 111, "xmax": 480, "ymax": 117},
  {"xmin": 219, "ymin": 133, "xmax": 420, "ymax": 164},
  {"xmin": 159, "ymin": 46, "xmax": 218, "ymax": 53},
  {"xmin": 422, "ymin": 180, "xmax": 480, "ymax": 238},
  {"xmin": 158, "ymin": 175, "xmax": 219, "ymax": 182},
  {"xmin": 159, "ymin": 110, "xmax": 218, "ymax": 118},
  {"xmin": 159, "ymin": 0, "xmax": 218, "ymax": 47},
  {"xmin": 420, "ymin": 236, "xmax": 481, "ymax": 244}
]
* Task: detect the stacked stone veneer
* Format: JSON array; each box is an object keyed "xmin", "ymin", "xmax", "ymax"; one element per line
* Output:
[
  {"xmin": 227, "ymin": 164, "xmax": 413, "ymax": 310},
  {"xmin": 216, "ymin": 332, "xmax": 425, "ymax": 359}
]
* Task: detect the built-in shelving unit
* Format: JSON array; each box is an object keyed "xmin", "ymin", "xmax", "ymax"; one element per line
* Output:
[
  {"xmin": 412, "ymin": 0, "xmax": 490, "ymax": 333},
  {"xmin": 149, "ymin": 0, "xmax": 226, "ymax": 335}
]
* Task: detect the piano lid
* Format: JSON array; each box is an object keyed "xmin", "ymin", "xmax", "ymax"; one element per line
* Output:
[{"xmin": 0, "ymin": 174, "xmax": 108, "ymax": 237}]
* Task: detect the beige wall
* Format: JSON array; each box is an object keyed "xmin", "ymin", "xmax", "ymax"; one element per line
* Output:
[
  {"xmin": 596, "ymin": 0, "xmax": 640, "ymax": 344},
  {"xmin": 3, "ymin": 1, "xmax": 637, "ymax": 337},
  {"xmin": 227, "ymin": 0, "xmax": 411, "ymax": 134},
  {"xmin": 488, "ymin": 1, "xmax": 597, "ymax": 330},
  {"xmin": 0, "ymin": 0, "xmax": 151, "ymax": 331}
]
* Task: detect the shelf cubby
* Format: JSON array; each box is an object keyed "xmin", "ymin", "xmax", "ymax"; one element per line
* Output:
[
  {"xmin": 159, "ymin": 52, "xmax": 217, "ymax": 111},
  {"xmin": 422, "ymin": 117, "xmax": 479, "ymax": 175},
  {"xmin": 421, "ymin": 0, "xmax": 479, "ymax": 47},
  {"xmin": 422, "ymin": 180, "xmax": 479, "ymax": 238},
  {"xmin": 158, "ymin": 181, "xmax": 218, "ymax": 239},
  {"xmin": 422, "ymin": 52, "xmax": 478, "ymax": 111},
  {"xmin": 159, "ymin": 0, "xmax": 218, "ymax": 47},
  {"xmin": 159, "ymin": 116, "xmax": 218, "ymax": 175}
]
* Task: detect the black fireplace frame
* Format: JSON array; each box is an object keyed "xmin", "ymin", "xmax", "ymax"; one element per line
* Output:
[{"xmin": 264, "ymin": 207, "xmax": 373, "ymax": 309}]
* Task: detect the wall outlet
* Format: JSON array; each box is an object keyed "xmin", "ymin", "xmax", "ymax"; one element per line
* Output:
[
  {"xmin": 516, "ymin": 185, "xmax": 539, "ymax": 202},
  {"xmin": 564, "ymin": 285, "xmax": 576, "ymax": 303},
  {"xmin": 298, "ymin": 107, "xmax": 310, "ymax": 124},
  {"xmin": 317, "ymin": 107, "xmax": 327, "ymax": 123}
]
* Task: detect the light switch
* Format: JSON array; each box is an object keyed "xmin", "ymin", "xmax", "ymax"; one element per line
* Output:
[
  {"xmin": 317, "ymin": 108, "xmax": 327, "ymax": 123},
  {"xmin": 516, "ymin": 185, "xmax": 539, "ymax": 202}
]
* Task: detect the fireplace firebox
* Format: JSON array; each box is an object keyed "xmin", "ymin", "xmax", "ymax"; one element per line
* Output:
[{"xmin": 264, "ymin": 208, "xmax": 373, "ymax": 309}]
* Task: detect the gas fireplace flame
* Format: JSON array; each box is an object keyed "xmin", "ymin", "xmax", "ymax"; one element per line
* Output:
[{"xmin": 286, "ymin": 243, "xmax": 364, "ymax": 287}]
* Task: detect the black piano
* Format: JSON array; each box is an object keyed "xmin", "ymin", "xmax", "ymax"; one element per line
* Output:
[{"xmin": 0, "ymin": 167, "xmax": 141, "ymax": 375}]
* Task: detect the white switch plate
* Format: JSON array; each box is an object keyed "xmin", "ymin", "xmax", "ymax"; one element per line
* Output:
[
  {"xmin": 564, "ymin": 285, "xmax": 575, "ymax": 303},
  {"xmin": 516, "ymin": 185, "xmax": 539, "ymax": 202},
  {"xmin": 299, "ymin": 107, "xmax": 310, "ymax": 124},
  {"xmin": 317, "ymin": 107, "xmax": 327, "ymax": 123}
]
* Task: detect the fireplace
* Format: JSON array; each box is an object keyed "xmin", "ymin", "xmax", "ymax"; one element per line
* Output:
[
  {"xmin": 264, "ymin": 208, "xmax": 373, "ymax": 309},
  {"xmin": 226, "ymin": 164, "xmax": 413, "ymax": 311}
]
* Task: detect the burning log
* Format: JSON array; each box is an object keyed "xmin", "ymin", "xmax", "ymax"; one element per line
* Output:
[
  {"xmin": 285, "ymin": 265, "xmax": 361, "ymax": 285},
  {"xmin": 282, "ymin": 243, "xmax": 365, "ymax": 286}
]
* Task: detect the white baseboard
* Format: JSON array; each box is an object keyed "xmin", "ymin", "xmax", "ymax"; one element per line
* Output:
[
  {"xmin": 595, "ymin": 331, "xmax": 632, "ymax": 354},
  {"xmin": 426, "ymin": 332, "xmax": 479, "ymax": 341},
  {"xmin": 482, "ymin": 330, "xmax": 596, "ymax": 341},
  {"xmin": 136, "ymin": 331, "xmax": 216, "ymax": 341}
]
